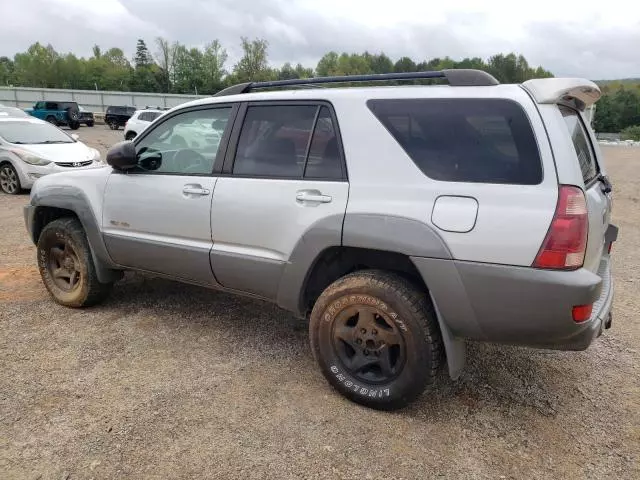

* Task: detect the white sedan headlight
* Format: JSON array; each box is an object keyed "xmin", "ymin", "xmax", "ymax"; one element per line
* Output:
[
  {"xmin": 89, "ymin": 147, "xmax": 101, "ymax": 162},
  {"xmin": 10, "ymin": 149, "xmax": 52, "ymax": 166}
]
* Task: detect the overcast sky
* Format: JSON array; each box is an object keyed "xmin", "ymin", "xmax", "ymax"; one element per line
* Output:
[{"xmin": 1, "ymin": 0, "xmax": 638, "ymax": 79}]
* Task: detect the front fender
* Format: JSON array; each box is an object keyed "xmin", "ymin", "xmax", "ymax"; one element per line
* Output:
[{"xmin": 28, "ymin": 176, "xmax": 120, "ymax": 283}]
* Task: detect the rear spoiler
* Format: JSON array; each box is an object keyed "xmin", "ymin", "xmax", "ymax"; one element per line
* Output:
[{"xmin": 521, "ymin": 78, "xmax": 601, "ymax": 111}]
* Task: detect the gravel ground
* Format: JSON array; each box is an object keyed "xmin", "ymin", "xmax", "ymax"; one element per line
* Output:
[{"xmin": 1, "ymin": 127, "xmax": 639, "ymax": 479}]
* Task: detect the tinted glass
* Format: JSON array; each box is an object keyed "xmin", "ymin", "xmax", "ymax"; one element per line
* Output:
[
  {"xmin": 559, "ymin": 106, "xmax": 598, "ymax": 184},
  {"xmin": 368, "ymin": 99, "xmax": 543, "ymax": 184},
  {"xmin": 304, "ymin": 106, "xmax": 343, "ymax": 179},
  {"xmin": 45, "ymin": 102, "xmax": 58, "ymax": 110},
  {"xmin": 135, "ymin": 108, "xmax": 231, "ymax": 175},
  {"xmin": 0, "ymin": 120, "xmax": 73, "ymax": 144},
  {"xmin": 233, "ymin": 105, "xmax": 317, "ymax": 177},
  {"xmin": 138, "ymin": 112, "xmax": 151, "ymax": 121},
  {"xmin": 147, "ymin": 111, "xmax": 161, "ymax": 121}
]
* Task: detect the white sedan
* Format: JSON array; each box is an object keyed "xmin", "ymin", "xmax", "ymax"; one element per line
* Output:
[{"xmin": 0, "ymin": 116, "xmax": 101, "ymax": 194}]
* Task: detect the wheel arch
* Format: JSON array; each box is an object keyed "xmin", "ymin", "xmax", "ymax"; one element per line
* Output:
[{"xmin": 28, "ymin": 189, "xmax": 122, "ymax": 283}]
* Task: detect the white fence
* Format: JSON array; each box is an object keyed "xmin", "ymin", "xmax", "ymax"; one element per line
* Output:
[{"xmin": 0, "ymin": 87, "xmax": 205, "ymax": 113}]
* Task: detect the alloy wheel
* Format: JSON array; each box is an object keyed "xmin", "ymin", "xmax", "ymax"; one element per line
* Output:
[{"xmin": 0, "ymin": 165, "xmax": 19, "ymax": 194}]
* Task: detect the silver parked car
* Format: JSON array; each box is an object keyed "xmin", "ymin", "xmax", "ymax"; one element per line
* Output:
[
  {"xmin": 0, "ymin": 116, "xmax": 101, "ymax": 194},
  {"xmin": 24, "ymin": 70, "xmax": 616, "ymax": 409}
]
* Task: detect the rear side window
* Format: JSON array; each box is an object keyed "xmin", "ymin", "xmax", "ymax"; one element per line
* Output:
[
  {"xmin": 559, "ymin": 106, "xmax": 598, "ymax": 184},
  {"xmin": 368, "ymin": 98, "xmax": 543, "ymax": 185}
]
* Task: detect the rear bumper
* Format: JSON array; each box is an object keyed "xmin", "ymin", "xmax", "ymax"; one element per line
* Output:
[{"xmin": 412, "ymin": 253, "xmax": 614, "ymax": 351}]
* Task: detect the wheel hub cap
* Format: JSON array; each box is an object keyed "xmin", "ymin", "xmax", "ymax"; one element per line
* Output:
[{"xmin": 331, "ymin": 305, "xmax": 406, "ymax": 384}]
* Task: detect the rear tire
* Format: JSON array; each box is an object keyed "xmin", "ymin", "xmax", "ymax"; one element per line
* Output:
[
  {"xmin": 0, "ymin": 162, "xmax": 21, "ymax": 195},
  {"xmin": 37, "ymin": 218, "xmax": 113, "ymax": 307},
  {"xmin": 45, "ymin": 115, "xmax": 58, "ymax": 126},
  {"xmin": 86, "ymin": 121, "xmax": 94, "ymax": 127},
  {"xmin": 69, "ymin": 121, "xmax": 80, "ymax": 130},
  {"xmin": 309, "ymin": 270, "xmax": 442, "ymax": 410},
  {"xmin": 109, "ymin": 121, "xmax": 119, "ymax": 130},
  {"xmin": 125, "ymin": 131, "xmax": 136, "ymax": 141}
]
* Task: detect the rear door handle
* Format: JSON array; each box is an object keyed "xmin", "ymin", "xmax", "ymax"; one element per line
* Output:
[
  {"xmin": 182, "ymin": 185, "xmax": 211, "ymax": 196},
  {"xmin": 296, "ymin": 190, "xmax": 332, "ymax": 203}
]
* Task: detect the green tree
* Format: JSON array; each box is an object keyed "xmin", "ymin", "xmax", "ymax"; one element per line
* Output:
[
  {"xmin": 232, "ymin": 37, "xmax": 270, "ymax": 82},
  {"xmin": 202, "ymin": 40, "xmax": 227, "ymax": 93},
  {"xmin": 316, "ymin": 52, "xmax": 339, "ymax": 77},
  {"xmin": 367, "ymin": 53, "xmax": 393, "ymax": 74},
  {"xmin": 394, "ymin": 56, "xmax": 417, "ymax": 73},
  {"xmin": 132, "ymin": 39, "xmax": 158, "ymax": 92},
  {"xmin": 621, "ymin": 125, "xmax": 640, "ymax": 141},
  {"xmin": 0, "ymin": 56, "xmax": 15, "ymax": 86},
  {"xmin": 155, "ymin": 37, "xmax": 174, "ymax": 93}
]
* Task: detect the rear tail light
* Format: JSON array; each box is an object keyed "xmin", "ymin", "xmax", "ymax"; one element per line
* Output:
[
  {"xmin": 533, "ymin": 185, "xmax": 588, "ymax": 270},
  {"xmin": 572, "ymin": 304, "xmax": 593, "ymax": 323}
]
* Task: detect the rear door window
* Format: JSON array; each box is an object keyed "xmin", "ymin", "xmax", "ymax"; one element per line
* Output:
[
  {"xmin": 368, "ymin": 98, "xmax": 543, "ymax": 184},
  {"xmin": 304, "ymin": 106, "xmax": 343, "ymax": 179},
  {"xmin": 559, "ymin": 106, "xmax": 599, "ymax": 184},
  {"xmin": 233, "ymin": 105, "xmax": 317, "ymax": 178}
]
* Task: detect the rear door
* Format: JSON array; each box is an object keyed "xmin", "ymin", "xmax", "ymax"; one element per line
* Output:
[
  {"xmin": 209, "ymin": 102, "xmax": 348, "ymax": 299},
  {"xmin": 558, "ymin": 106, "xmax": 611, "ymax": 273}
]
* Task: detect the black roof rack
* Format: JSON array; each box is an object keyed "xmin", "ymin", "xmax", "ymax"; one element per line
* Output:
[{"xmin": 214, "ymin": 69, "xmax": 499, "ymax": 97}]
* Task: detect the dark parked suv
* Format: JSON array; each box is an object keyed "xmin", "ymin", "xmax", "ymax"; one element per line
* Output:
[{"xmin": 104, "ymin": 106, "xmax": 136, "ymax": 130}]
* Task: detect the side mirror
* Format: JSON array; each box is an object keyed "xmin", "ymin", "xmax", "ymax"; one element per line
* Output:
[
  {"xmin": 106, "ymin": 141, "xmax": 138, "ymax": 171},
  {"xmin": 70, "ymin": 133, "xmax": 79, "ymax": 141}
]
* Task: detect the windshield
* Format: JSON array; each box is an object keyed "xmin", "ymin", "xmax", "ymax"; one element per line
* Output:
[{"xmin": 0, "ymin": 121, "xmax": 74, "ymax": 144}]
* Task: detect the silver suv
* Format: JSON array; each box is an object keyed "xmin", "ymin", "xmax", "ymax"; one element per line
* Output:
[{"xmin": 24, "ymin": 70, "xmax": 617, "ymax": 410}]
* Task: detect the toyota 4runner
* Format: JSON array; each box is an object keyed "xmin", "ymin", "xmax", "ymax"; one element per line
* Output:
[{"xmin": 24, "ymin": 70, "xmax": 617, "ymax": 410}]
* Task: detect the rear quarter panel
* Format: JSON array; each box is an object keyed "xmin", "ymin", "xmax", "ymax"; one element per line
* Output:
[{"xmin": 335, "ymin": 86, "xmax": 558, "ymax": 266}]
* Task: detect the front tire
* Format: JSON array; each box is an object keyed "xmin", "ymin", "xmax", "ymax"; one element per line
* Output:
[
  {"xmin": 37, "ymin": 218, "xmax": 113, "ymax": 307},
  {"xmin": 69, "ymin": 121, "xmax": 80, "ymax": 130},
  {"xmin": 0, "ymin": 162, "xmax": 21, "ymax": 195},
  {"xmin": 45, "ymin": 115, "xmax": 58, "ymax": 126},
  {"xmin": 109, "ymin": 121, "xmax": 119, "ymax": 130},
  {"xmin": 86, "ymin": 121, "xmax": 94, "ymax": 127},
  {"xmin": 125, "ymin": 131, "xmax": 136, "ymax": 141},
  {"xmin": 310, "ymin": 270, "xmax": 442, "ymax": 410}
]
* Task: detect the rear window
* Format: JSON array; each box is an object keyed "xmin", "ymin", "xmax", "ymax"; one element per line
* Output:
[
  {"xmin": 367, "ymin": 98, "xmax": 543, "ymax": 185},
  {"xmin": 559, "ymin": 106, "xmax": 598, "ymax": 184}
]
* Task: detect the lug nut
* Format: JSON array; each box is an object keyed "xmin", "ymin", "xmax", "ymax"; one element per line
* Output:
[
  {"xmin": 363, "ymin": 349, "xmax": 369, "ymax": 356},
  {"xmin": 356, "ymin": 338, "xmax": 362, "ymax": 344},
  {"xmin": 372, "ymin": 329, "xmax": 378, "ymax": 335},
  {"xmin": 360, "ymin": 328, "xmax": 366, "ymax": 334}
]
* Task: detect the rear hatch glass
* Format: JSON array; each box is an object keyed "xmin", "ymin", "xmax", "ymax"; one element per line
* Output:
[{"xmin": 559, "ymin": 106, "xmax": 610, "ymax": 273}]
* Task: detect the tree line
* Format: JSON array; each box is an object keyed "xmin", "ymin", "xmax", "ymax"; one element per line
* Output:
[
  {"xmin": 593, "ymin": 81, "xmax": 640, "ymax": 135},
  {"xmin": 0, "ymin": 38, "xmax": 552, "ymax": 93},
  {"xmin": 0, "ymin": 37, "xmax": 637, "ymax": 133}
]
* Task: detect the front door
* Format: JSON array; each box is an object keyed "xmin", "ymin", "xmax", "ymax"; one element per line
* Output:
[
  {"xmin": 210, "ymin": 103, "xmax": 349, "ymax": 299},
  {"xmin": 102, "ymin": 105, "xmax": 234, "ymax": 285}
]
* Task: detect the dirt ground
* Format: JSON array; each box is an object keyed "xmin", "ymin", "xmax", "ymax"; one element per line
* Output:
[{"xmin": 1, "ymin": 127, "xmax": 639, "ymax": 479}]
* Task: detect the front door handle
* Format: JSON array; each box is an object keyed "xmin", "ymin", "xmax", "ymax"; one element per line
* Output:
[
  {"xmin": 296, "ymin": 190, "xmax": 332, "ymax": 204},
  {"xmin": 182, "ymin": 185, "xmax": 211, "ymax": 196}
]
